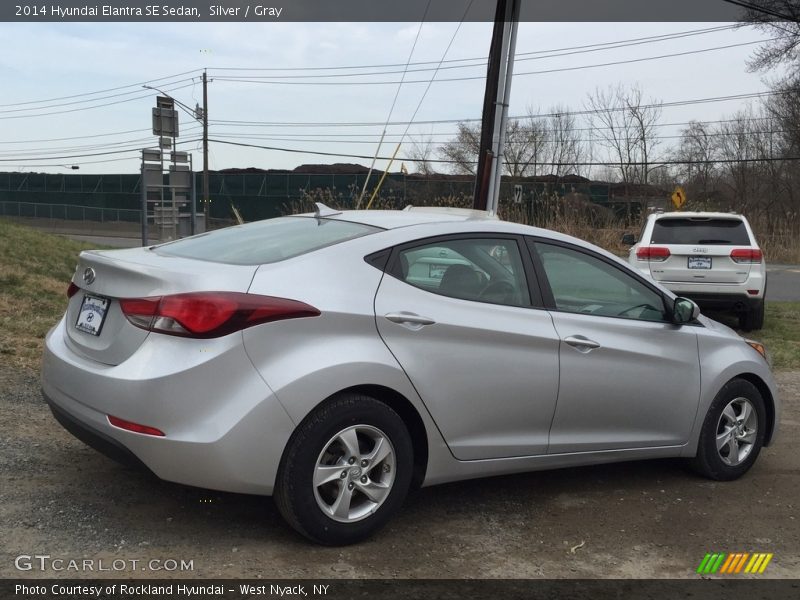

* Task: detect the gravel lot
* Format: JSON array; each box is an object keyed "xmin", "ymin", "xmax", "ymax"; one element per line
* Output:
[{"xmin": 1, "ymin": 364, "xmax": 798, "ymax": 579}]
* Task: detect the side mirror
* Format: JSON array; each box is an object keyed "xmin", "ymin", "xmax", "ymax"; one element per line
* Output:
[
  {"xmin": 672, "ymin": 297, "xmax": 700, "ymax": 324},
  {"xmin": 621, "ymin": 233, "xmax": 636, "ymax": 246}
]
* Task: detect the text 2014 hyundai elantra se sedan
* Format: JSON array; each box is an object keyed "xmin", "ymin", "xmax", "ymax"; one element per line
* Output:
[{"xmin": 42, "ymin": 206, "xmax": 780, "ymax": 545}]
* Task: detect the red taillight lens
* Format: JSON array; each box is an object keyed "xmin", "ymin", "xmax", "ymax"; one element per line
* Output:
[
  {"xmin": 730, "ymin": 248, "xmax": 763, "ymax": 263},
  {"xmin": 636, "ymin": 246, "xmax": 671, "ymax": 261},
  {"xmin": 119, "ymin": 292, "xmax": 320, "ymax": 338},
  {"xmin": 67, "ymin": 282, "xmax": 80, "ymax": 298},
  {"xmin": 108, "ymin": 415, "xmax": 165, "ymax": 437}
]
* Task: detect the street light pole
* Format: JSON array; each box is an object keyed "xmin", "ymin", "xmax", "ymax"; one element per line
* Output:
[{"xmin": 202, "ymin": 69, "xmax": 209, "ymax": 223}]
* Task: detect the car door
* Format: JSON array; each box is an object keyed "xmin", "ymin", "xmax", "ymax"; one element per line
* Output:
[
  {"xmin": 529, "ymin": 239, "xmax": 701, "ymax": 454},
  {"xmin": 374, "ymin": 235, "xmax": 561, "ymax": 460}
]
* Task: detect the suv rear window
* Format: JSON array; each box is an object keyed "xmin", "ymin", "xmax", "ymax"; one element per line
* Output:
[
  {"xmin": 156, "ymin": 216, "xmax": 382, "ymax": 265},
  {"xmin": 651, "ymin": 218, "xmax": 751, "ymax": 245}
]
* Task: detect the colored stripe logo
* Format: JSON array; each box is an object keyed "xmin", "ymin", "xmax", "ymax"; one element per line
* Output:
[{"xmin": 696, "ymin": 552, "xmax": 773, "ymax": 574}]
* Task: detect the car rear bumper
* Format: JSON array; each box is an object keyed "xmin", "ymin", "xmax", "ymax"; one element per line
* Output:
[{"xmin": 42, "ymin": 317, "xmax": 296, "ymax": 495}]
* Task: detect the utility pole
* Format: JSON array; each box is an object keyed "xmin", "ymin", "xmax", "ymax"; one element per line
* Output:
[
  {"xmin": 472, "ymin": 0, "xmax": 520, "ymax": 213},
  {"xmin": 473, "ymin": 0, "xmax": 508, "ymax": 212},
  {"xmin": 202, "ymin": 69, "xmax": 210, "ymax": 223}
]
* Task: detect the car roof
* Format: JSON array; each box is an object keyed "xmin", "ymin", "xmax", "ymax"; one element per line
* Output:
[
  {"xmin": 296, "ymin": 206, "xmax": 498, "ymax": 229},
  {"xmin": 650, "ymin": 211, "xmax": 746, "ymax": 220}
]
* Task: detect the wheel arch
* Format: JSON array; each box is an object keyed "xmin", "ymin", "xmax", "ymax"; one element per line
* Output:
[
  {"xmin": 735, "ymin": 372, "xmax": 777, "ymax": 446},
  {"xmin": 332, "ymin": 384, "xmax": 429, "ymax": 490}
]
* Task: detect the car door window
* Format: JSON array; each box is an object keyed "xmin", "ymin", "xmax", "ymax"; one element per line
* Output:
[
  {"xmin": 396, "ymin": 238, "xmax": 530, "ymax": 307},
  {"xmin": 534, "ymin": 242, "xmax": 666, "ymax": 321}
]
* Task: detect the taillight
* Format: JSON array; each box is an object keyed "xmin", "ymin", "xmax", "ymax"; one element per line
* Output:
[
  {"xmin": 108, "ymin": 415, "xmax": 165, "ymax": 437},
  {"xmin": 730, "ymin": 248, "xmax": 763, "ymax": 263},
  {"xmin": 119, "ymin": 292, "xmax": 320, "ymax": 338},
  {"xmin": 636, "ymin": 246, "xmax": 671, "ymax": 261},
  {"xmin": 67, "ymin": 282, "xmax": 80, "ymax": 298}
]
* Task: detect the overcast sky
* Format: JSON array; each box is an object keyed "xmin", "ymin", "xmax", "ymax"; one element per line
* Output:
[{"xmin": 0, "ymin": 21, "xmax": 780, "ymax": 176}]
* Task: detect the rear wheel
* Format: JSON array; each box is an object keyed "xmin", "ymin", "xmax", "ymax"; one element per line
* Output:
[
  {"xmin": 274, "ymin": 393, "xmax": 413, "ymax": 545},
  {"xmin": 738, "ymin": 301, "xmax": 764, "ymax": 332},
  {"xmin": 688, "ymin": 378, "xmax": 766, "ymax": 481}
]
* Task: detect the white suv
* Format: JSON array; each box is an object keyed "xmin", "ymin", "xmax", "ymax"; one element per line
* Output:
[{"xmin": 626, "ymin": 212, "xmax": 766, "ymax": 331}]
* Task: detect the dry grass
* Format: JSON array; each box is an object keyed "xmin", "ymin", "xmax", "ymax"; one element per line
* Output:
[{"xmin": 0, "ymin": 219, "xmax": 103, "ymax": 371}]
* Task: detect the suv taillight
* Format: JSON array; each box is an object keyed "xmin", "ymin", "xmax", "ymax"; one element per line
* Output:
[
  {"xmin": 636, "ymin": 246, "xmax": 671, "ymax": 261},
  {"xmin": 119, "ymin": 292, "xmax": 320, "ymax": 338},
  {"xmin": 730, "ymin": 248, "xmax": 763, "ymax": 264}
]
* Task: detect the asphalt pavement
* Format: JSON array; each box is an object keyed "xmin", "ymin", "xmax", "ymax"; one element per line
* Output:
[{"xmin": 766, "ymin": 265, "xmax": 800, "ymax": 302}]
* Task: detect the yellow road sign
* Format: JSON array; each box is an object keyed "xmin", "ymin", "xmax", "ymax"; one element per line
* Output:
[{"xmin": 672, "ymin": 186, "xmax": 686, "ymax": 209}]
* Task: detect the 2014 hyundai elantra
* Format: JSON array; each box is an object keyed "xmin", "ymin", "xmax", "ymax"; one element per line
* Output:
[{"xmin": 42, "ymin": 205, "xmax": 780, "ymax": 545}]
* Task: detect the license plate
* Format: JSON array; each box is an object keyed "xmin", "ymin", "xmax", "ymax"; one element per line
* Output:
[
  {"xmin": 75, "ymin": 294, "xmax": 110, "ymax": 336},
  {"xmin": 688, "ymin": 256, "xmax": 712, "ymax": 270}
]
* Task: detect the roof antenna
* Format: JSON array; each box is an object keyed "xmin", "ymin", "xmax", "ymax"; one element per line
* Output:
[{"xmin": 314, "ymin": 202, "xmax": 342, "ymax": 220}]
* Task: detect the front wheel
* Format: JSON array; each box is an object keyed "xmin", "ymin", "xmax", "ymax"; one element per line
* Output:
[
  {"xmin": 274, "ymin": 393, "xmax": 413, "ymax": 545},
  {"xmin": 688, "ymin": 378, "xmax": 766, "ymax": 481}
]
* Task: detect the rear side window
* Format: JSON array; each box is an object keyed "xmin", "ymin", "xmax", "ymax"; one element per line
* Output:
[
  {"xmin": 651, "ymin": 218, "xmax": 751, "ymax": 245},
  {"xmin": 156, "ymin": 216, "xmax": 382, "ymax": 265}
]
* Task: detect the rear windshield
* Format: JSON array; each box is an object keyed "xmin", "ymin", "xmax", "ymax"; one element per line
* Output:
[
  {"xmin": 156, "ymin": 216, "xmax": 382, "ymax": 265},
  {"xmin": 651, "ymin": 218, "xmax": 751, "ymax": 245}
]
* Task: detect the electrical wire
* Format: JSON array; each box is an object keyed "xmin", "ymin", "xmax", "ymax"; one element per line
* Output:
[
  {"xmin": 0, "ymin": 70, "xmax": 203, "ymax": 108},
  {"xmin": 0, "ymin": 138, "xmax": 203, "ymax": 162},
  {"xmin": 208, "ymin": 138, "xmax": 800, "ymax": 166},
  {"xmin": 207, "ymin": 89, "xmax": 792, "ymax": 129},
  {"xmin": 209, "ymin": 24, "xmax": 739, "ymax": 73},
  {"xmin": 210, "ymin": 37, "xmax": 785, "ymax": 86},
  {"xmin": 0, "ymin": 82, "xmax": 197, "ymax": 121}
]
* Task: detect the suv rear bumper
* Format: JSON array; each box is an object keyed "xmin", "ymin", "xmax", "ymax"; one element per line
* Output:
[{"xmin": 669, "ymin": 291, "xmax": 762, "ymax": 313}]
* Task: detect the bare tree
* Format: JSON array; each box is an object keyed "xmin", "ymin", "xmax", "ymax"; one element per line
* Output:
[
  {"xmin": 541, "ymin": 105, "xmax": 587, "ymax": 177},
  {"xmin": 672, "ymin": 120, "xmax": 719, "ymax": 202},
  {"xmin": 406, "ymin": 134, "xmax": 438, "ymax": 176},
  {"xmin": 438, "ymin": 118, "xmax": 549, "ymax": 177},
  {"xmin": 438, "ymin": 122, "xmax": 481, "ymax": 175},
  {"xmin": 743, "ymin": 1, "xmax": 800, "ymax": 78},
  {"xmin": 438, "ymin": 105, "xmax": 585, "ymax": 178},
  {"xmin": 585, "ymin": 84, "xmax": 663, "ymax": 184}
]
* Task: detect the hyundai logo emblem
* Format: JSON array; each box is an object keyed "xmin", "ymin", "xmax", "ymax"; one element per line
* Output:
[{"xmin": 83, "ymin": 267, "xmax": 96, "ymax": 285}]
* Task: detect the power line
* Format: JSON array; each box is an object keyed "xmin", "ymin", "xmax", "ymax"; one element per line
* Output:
[
  {"xmin": 208, "ymin": 89, "xmax": 790, "ymax": 129},
  {"xmin": 0, "ymin": 128, "xmax": 152, "ymax": 145},
  {"xmin": 208, "ymin": 137, "xmax": 800, "ymax": 166},
  {"xmin": 0, "ymin": 138, "xmax": 202, "ymax": 162},
  {"xmin": 0, "ymin": 127, "xmax": 204, "ymax": 157},
  {"xmin": 0, "ymin": 82, "xmax": 197, "ymax": 121},
  {"xmin": 205, "ymin": 126, "xmax": 798, "ymax": 146},
  {"xmin": 211, "ymin": 37, "xmax": 783, "ymax": 86},
  {"xmin": 209, "ymin": 24, "xmax": 738, "ymax": 74},
  {"xmin": 720, "ymin": 0, "xmax": 798, "ymax": 21},
  {"xmin": 0, "ymin": 69, "xmax": 203, "ymax": 108}
]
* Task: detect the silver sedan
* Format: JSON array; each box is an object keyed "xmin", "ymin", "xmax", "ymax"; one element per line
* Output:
[{"xmin": 42, "ymin": 206, "xmax": 780, "ymax": 545}]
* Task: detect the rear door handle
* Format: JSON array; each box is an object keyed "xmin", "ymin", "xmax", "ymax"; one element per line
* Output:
[
  {"xmin": 564, "ymin": 335, "xmax": 601, "ymax": 351},
  {"xmin": 384, "ymin": 312, "xmax": 436, "ymax": 327}
]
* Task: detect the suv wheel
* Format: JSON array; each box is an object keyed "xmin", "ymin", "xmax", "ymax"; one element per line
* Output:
[
  {"xmin": 274, "ymin": 393, "xmax": 413, "ymax": 545},
  {"xmin": 738, "ymin": 302, "xmax": 765, "ymax": 332},
  {"xmin": 688, "ymin": 378, "xmax": 766, "ymax": 481}
]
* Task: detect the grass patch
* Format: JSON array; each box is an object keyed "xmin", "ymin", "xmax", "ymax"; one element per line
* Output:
[
  {"xmin": 753, "ymin": 302, "xmax": 800, "ymax": 371},
  {"xmin": 0, "ymin": 219, "xmax": 109, "ymax": 371}
]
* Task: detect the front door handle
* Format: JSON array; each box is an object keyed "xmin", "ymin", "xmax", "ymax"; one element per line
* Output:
[
  {"xmin": 384, "ymin": 312, "xmax": 436, "ymax": 327},
  {"xmin": 564, "ymin": 335, "xmax": 601, "ymax": 351}
]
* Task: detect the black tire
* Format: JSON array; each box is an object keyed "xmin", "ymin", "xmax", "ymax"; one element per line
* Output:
[
  {"xmin": 274, "ymin": 393, "xmax": 413, "ymax": 545},
  {"xmin": 688, "ymin": 378, "xmax": 766, "ymax": 481},
  {"xmin": 738, "ymin": 301, "xmax": 765, "ymax": 332}
]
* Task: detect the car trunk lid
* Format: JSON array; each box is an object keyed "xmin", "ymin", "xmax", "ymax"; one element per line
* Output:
[{"xmin": 65, "ymin": 247, "xmax": 258, "ymax": 366}]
